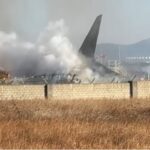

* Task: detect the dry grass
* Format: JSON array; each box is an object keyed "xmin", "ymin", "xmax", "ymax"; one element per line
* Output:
[{"xmin": 0, "ymin": 99, "xmax": 150, "ymax": 149}]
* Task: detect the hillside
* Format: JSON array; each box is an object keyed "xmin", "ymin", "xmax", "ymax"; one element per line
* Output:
[{"xmin": 96, "ymin": 38, "xmax": 150, "ymax": 60}]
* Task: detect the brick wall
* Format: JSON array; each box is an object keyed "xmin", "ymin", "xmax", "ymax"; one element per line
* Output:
[
  {"xmin": 0, "ymin": 85, "xmax": 45, "ymax": 100},
  {"xmin": 48, "ymin": 83, "xmax": 130, "ymax": 100}
]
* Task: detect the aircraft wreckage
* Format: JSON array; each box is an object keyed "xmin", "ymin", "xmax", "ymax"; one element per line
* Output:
[{"xmin": 0, "ymin": 15, "xmax": 130, "ymax": 85}]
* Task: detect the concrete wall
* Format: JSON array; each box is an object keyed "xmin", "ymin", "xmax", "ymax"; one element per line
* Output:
[
  {"xmin": 48, "ymin": 83, "xmax": 130, "ymax": 100},
  {"xmin": 0, "ymin": 85, "xmax": 45, "ymax": 100},
  {"xmin": 0, "ymin": 81, "xmax": 150, "ymax": 100},
  {"xmin": 136, "ymin": 81, "xmax": 150, "ymax": 99}
]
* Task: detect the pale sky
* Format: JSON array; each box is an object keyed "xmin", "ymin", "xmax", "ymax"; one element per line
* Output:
[{"xmin": 0, "ymin": 0, "xmax": 150, "ymax": 47}]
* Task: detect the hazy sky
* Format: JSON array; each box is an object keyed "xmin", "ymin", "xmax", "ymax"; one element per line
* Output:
[{"xmin": 0, "ymin": 0, "xmax": 150, "ymax": 47}]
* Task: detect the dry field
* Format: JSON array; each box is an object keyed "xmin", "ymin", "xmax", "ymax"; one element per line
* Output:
[{"xmin": 0, "ymin": 99, "xmax": 150, "ymax": 149}]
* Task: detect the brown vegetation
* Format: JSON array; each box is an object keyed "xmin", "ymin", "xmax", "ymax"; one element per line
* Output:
[
  {"xmin": 0, "ymin": 70, "xmax": 9, "ymax": 80},
  {"xmin": 0, "ymin": 99, "xmax": 150, "ymax": 149}
]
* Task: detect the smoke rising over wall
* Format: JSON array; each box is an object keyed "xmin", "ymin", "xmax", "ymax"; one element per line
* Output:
[{"xmin": 0, "ymin": 20, "xmax": 82, "ymax": 77}]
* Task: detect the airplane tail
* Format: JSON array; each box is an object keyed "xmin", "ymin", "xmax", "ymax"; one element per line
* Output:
[{"xmin": 79, "ymin": 15, "xmax": 102, "ymax": 58}]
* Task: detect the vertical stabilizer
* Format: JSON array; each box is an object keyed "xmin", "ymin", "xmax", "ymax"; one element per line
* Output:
[{"xmin": 79, "ymin": 15, "xmax": 102, "ymax": 58}]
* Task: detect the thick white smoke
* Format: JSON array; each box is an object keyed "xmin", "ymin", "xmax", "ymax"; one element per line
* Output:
[
  {"xmin": 37, "ymin": 20, "xmax": 82, "ymax": 74},
  {"xmin": 0, "ymin": 19, "xmax": 82, "ymax": 77},
  {"xmin": 0, "ymin": 19, "xmax": 105, "ymax": 83}
]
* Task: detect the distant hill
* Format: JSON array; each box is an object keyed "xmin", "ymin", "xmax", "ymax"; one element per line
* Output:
[{"xmin": 96, "ymin": 38, "xmax": 150, "ymax": 60}]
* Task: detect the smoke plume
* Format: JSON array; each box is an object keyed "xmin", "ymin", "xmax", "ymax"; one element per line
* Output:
[{"xmin": 0, "ymin": 19, "xmax": 82, "ymax": 77}]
